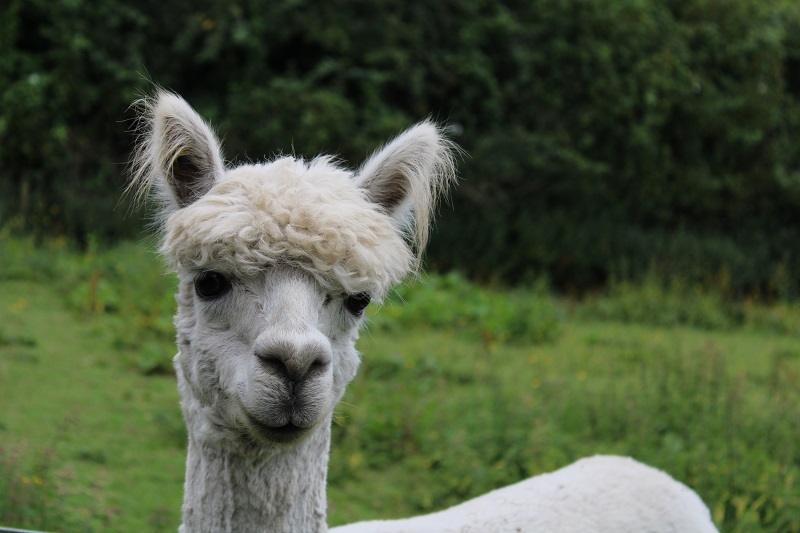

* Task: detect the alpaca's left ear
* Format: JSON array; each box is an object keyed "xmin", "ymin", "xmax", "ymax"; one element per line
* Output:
[
  {"xmin": 355, "ymin": 120, "xmax": 457, "ymax": 263},
  {"xmin": 129, "ymin": 90, "xmax": 225, "ymax": 214}
]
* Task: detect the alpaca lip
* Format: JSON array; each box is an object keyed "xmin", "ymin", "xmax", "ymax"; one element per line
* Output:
[
  {"xmin": 248, "ymin": 417, "xmax": 310, "ymax": 444},
  {"xmin": 257, "ymin": 423, "xmax": 308, "ymax": 444}
]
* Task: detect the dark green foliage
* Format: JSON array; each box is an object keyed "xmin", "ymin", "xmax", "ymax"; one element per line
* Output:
[
  {"xmin": 2, "ymin": 0, "xmax": 800, "ymax": 294},
  {"xmin": 430, "ymin": 0, "xmax": 800, "ymax": 296},
  {"xmin": 0, "ymin": 0, "xmax": 147, "ymax": 244}
]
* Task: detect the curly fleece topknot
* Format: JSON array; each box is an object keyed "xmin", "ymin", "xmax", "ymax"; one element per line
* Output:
[{"xmin": 162, "ymin": 156, "xmax": 412, "ymax": 297}]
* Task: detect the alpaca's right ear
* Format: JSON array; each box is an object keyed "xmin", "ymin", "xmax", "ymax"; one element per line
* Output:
[{"xmin": 129, "ymin": 91, "xmax": 224, "ymax": 212}]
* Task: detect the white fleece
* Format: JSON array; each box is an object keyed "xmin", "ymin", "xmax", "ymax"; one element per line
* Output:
[{"xmin": 331, "ymin": 455, "xmax": 718, "ymax": 533}]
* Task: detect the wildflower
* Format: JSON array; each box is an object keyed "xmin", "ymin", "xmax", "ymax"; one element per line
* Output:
[
  {"xmin": 10, "ymin": 298, "xmax": 27, "ymax": 314},
  {"xmin": 348, "ymin": 453, "xmax": 363, "ymax": 469}
]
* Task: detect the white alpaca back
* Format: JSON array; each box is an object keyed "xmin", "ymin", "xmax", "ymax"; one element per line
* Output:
[{"xmin": 332, "ymin": 455, "xmax": 718, "ymax": 533}]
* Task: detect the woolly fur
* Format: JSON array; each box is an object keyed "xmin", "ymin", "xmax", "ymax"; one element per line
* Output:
[{"xmin": 163, "ymin": 158, "xmax": 412, "ymax": 297}]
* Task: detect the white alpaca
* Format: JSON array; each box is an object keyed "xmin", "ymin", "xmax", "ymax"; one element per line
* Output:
[{"xmin": 130, "ymin": 91, "xmax": 718, "ymax": 533}]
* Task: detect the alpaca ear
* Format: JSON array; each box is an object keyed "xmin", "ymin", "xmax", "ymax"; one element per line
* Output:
[
  {"xmin": 355, "ymin": 120, "xmax": 457, "ymax": 264},
  {"xmin": 129, "ymin": 90, "xmax": 224, "ymax": 211}
]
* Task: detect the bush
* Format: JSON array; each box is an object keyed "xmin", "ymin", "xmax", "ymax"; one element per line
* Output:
[
  {"xmin": 576, "ymin": 269, "xmax": 800, "ymax": 336},
  {"xmin": 577, "ymin": 272, "xmax": 737, "ymax": 330},
  {"xmin": 370, "ymin": 272, "xmax": 562, "ymax": 345},
  {"xmin": 426, "ymin": 0, "xmax": 800, "ymax": 296}
]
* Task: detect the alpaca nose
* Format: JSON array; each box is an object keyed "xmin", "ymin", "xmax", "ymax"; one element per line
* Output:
[{"xmin": 253, "ymin": 330, "xmax": 332, "ymax": 383}]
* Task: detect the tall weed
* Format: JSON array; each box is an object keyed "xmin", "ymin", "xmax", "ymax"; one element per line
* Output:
[
  {"xmin": 577, "ymin": 273, "xmax": 735, "ymax": 329},
  {"xmin": 0, "ymin": 445, "xmax": 68, "ymax": 531},
  {"xmin": 577, "ymin": 271, "xmax": 800, "ymax": 336},
  {"xmin": 371, "ymin": 272, "xmax": 562, "ymax": 345}
]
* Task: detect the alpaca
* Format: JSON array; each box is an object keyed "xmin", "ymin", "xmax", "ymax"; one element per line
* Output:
[{"xmin": 130, "ymin": 91, "xmax": 718, "ymax": 533}]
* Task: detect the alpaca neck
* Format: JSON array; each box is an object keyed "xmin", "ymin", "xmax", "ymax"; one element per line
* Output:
[{"xmin": 180, "ymin": 426, "xmax": 330, "ymax": 533}]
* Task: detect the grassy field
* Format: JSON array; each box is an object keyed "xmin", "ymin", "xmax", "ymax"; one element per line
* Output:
[{"xmin": 1, "ymin": 238, "xmax": 799, "ymax": 532}]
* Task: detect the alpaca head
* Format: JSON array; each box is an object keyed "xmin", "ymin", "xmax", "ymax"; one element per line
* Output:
[{"xmin": 130, "ymin": 91, "xmax": 455, "ymax": 451}]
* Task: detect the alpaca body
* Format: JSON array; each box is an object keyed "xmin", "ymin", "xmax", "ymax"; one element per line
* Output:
[
  {"xmin": 332, "ymin": 455, "xmax": 717, "ymax": 533},
  {"xmin": 129, "ymin": 91, "xmax": 717, "ymax": 533}
]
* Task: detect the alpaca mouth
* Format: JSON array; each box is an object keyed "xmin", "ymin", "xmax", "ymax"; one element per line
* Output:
[
  {"xmin": 257, "ymin": 423, "xmax": 309, "ymax": 444},
  {"xmin": 247, "ymin": 416, "xmax": 311, "ymax": 444}
]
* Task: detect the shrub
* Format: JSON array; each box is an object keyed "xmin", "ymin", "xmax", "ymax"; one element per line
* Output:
[
  {"xmin": 371, "ymin": 272, "xmax": 562, "ymax": 345},
  {"xmin": 576, "ymin": 269, "xmax": 800, "ymax": 336},
  {"xmin": 576, "ymin": 272, "xmax": 737, "ymax": 330}
]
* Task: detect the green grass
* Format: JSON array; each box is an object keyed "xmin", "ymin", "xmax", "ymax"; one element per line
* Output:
[
  {"xmin": 0, "ymin": 280, "xmax": 184, "ymax": 532},
  {"xmin": 1, "ymin": 237, "xmax": 799, "ymax": 532}
]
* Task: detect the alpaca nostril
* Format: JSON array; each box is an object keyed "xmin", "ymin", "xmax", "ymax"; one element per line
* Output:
[
  {"xmin": 308, "ymin": 358, "xmax": 330, "ymax": 377},
  {"xmin": 256, "ymin": 353, "xmax": 290, "ymax": 380},
  {"xmin": 254, "ymin": 351, "xmax": 330, "ymax": 382}
]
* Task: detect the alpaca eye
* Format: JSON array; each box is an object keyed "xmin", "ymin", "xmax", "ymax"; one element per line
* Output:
[
  {"xmin": 343, "ymin": 293, "xmax": 371, "ymax": 316},
  {"xmin": 195, "ymin": 271, "xmax": 231, "ymax": 299}
]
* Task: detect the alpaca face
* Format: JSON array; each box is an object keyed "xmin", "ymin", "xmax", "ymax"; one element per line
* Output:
[
  {"xmin": 164, "ymin": 158, "xmax": 393, "ymax": 448},
  {"xmin": 130, "ymin": 90, "xmax": 455, "ymax": 451},
  {"xmin": 173, "ymin": 265, "xmax": 363, "ymax": 446}
]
